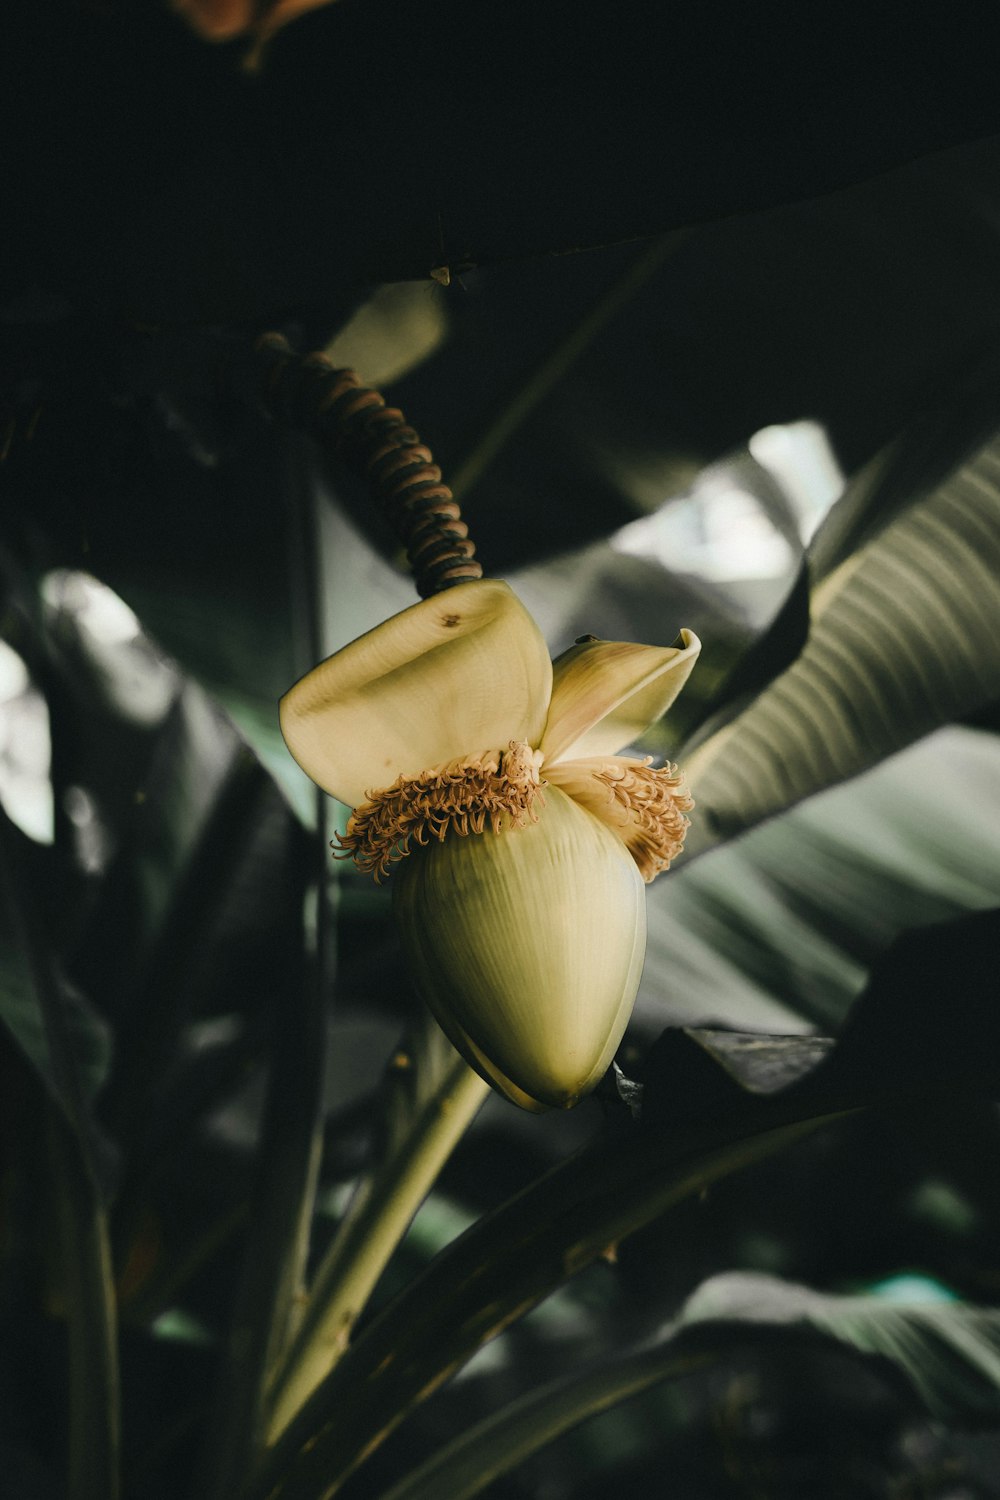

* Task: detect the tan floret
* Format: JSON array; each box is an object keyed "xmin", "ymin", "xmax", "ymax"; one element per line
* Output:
[
  {"xmin": 593, "ymin": 759, "xmax": 693, "ymax": 881},
  {"xmin": 545, "ymin": 755, "xmax": 693, "ymax": 882},
  {"xmin": 333, "ymin": 740, "xmax": 545, "ymax": 880}
]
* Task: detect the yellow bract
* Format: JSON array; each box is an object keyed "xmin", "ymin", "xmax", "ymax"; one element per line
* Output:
[
  {"xmin": 394, "ymin": 786, "xmax": 646, "ymax": 1110},
  {"xmin": 279, "ymin": 581, "xmax": 551, "ymax": 809},
  {"xmin": 541, "ymin": 635, "xmax": 699, "ymax": 764}
]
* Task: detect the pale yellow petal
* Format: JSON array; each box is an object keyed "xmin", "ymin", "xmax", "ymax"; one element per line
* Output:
[
  {"xmin": 280, "ymin": 580, "xmax": 552, "ymax": 808},
  {"xmin": 540, "ymin": 629, "xmax": 700, "ymax": 765},
  {"xmin": 546, "ymin": 754, "xmax": 693, "ymax": 882},
  {"xmin": 393, "ymin": 786, "xmax": 645, "ymax": 1110}
]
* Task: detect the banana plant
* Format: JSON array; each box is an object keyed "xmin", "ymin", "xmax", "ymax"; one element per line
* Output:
[{"xmin": 3, "ymin": 321, "xmax": 1000, "ymax": 1500}]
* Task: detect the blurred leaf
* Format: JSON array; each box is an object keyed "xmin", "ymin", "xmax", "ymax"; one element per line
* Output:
[
  {"xmin": 450, "ymin": 234, "xmax": 686, "ymax": 503},
  {"xmin": 806, "ymin": 904, "xmax": 1000, "ymax": 1105},
  {"xmin": 636, "ymin": 1032, "xmax": 836, "ymax": 1126},
  {"xmin": 687, "ymin": 348, "xmax": 1000, "ymax": 742},
  {"xmin": 66, "ymin": 674, "xmax": 312, "ymax": 1171},
  {"xmin": 379, "ymin": 1266, "xmax": 1000, "ymax": 1500},
  {"xmin": 0, "ymin": 812, "xmax": 121, "ymax": 1499},
  {"xmin": 323, "ymin": 283, "xmax": 448, "ymax": 390},
  {"xmin": 678, "ymin": 1271, "xmax": 1000, "ymax": 1424},
  {"xmin": 640, "ymin": 905, "xmax": 1000, "ymax": 1129},
  {"xmin": 809, "ymin": 348, "xmax": 1000, "ymax": 584},
  {"xmin": 0, "ymin": 805, "xmax": 111, "ymax": 1146},
  {"xmin": 638, "ymin": 724, "xmax": 1000, "ymax": 1037},
  {"xmin": 253, "ymin": 896, "xmax": 1000, "ymax": 1496},
  {"xmin": 684, "ymin": 421, "xmax": 1000, "ymax": 856},
  {"xmin": 195, "ymin": 843, "xmax": 321, "ymax": 1500},
  {"xmin": 250, "ymin": 1112, "xmax": 825, "ymax": 1500},
  {"xmin": 6, "ymin": 346, "xmax": 305, "ymax": 811},
  {"xmin": 376, "ymin": 1336, "xmax": 713, "ymax": 1500},
  {"xmin": 9, "ymin": 548, "xmax": 327, "ymax": 1494},
  {"xmin": 0, "ymin": 866, "xmax": 111, "ymax": 1110}
]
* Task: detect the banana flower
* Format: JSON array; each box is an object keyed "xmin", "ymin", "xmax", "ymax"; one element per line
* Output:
[{"xmin": 281, "ymin": 580, "xmax": 699, "ymax": 1111}]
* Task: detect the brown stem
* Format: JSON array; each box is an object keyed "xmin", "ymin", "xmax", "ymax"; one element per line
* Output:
[{"xmin": 246, "ymin": 333, "xmax": 484, "ymax": 598}]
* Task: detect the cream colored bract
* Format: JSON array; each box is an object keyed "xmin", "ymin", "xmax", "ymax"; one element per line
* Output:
[{"xmin": 280, "ymin": 579, "xmax": 700, "ymax": 1110}]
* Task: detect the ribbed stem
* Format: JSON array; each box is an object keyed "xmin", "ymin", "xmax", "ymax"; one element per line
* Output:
[{"xmin": 243, "ymin": 333, "xmax": 483, "ymax": 598}]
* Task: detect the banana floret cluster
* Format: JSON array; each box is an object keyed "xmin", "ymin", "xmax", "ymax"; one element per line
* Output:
[{"xmin": 281, "ymin": 580, "xmax": 699, "ymax": 1111}]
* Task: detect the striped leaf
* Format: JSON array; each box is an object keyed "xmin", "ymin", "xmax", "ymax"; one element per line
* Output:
[{"xmin": 684, "ymin": 428, "xmax": 1000, "ymax": 857}]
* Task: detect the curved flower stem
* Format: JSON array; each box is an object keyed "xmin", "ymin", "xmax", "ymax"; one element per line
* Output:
[
  {"xmin": 240, "ymin": 332, "xmax": 483, "ymax": 598},
  {"xmin": 265, "ymin": 1019, "xmax": 489, "ymax": 1442},
  {"xmin": 227, "ymin": 340, "xmax": 490, "ymax": 1451}
]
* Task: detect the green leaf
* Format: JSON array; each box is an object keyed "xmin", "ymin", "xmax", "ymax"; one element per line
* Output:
[
  {"xmin": 256, "ymin": 902, "xmax": 1000, "ymax": 1499},
  {"xmin": 677, "ymin": 1271, "xmax": 1000, "ymax": 1423},
  {"xmin": 194, "ymin": 851, "xmax": 322, "ymax": 1500},
  {"xmin": 248, "ymin": 1111, "xmax": 826, "ymax": 1500},
  {"xmin": 641, "ymin": 724, "xmax": 1000, "ymax": 1035},
  {"xmin": 377, "ymin": 1339, "xmax": 712, "ymax": 1500},
  {"xmin": 380, "ymin": 1272, "xmax": 1000, "ymax": 1500},
  {"xmin": 0, "ymin": 812, "xmax": 121, "ymax": 1500},
  {"xmin": 23, "ymin": 556, "xmax": 327, "ymax": 1486},
  {"xmin": 809, "ymin": 348, "xmax": 1000, "ymax": 584},
  {"xmin": 0, "ymin": 805, "xmax": 112, "ymax": 1141},
  {"xmin": 0, "ymin": 885, "xmax": 112, "ymax": 1112},
  {"xmin": 683, "ymin": 420, "xmax": 1000, "ymax": 858},
  {"xmin": 638, "ymin": 905, "xmax": 1000, "ymax": 1128},
  {"xmin": 626, "ymin": 351, "xmax": 1000, "ymax": 752}
]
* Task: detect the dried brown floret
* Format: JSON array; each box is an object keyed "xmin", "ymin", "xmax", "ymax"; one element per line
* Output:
[{"xmin": 333, "ymin": 740, "xmax": 544, "ymax": 880}]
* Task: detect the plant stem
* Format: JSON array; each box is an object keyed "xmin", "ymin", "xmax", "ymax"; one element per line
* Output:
[
  {"xmin": 265, "ymin": 1026, "xmax": 489, "ymax": 1442},
  {"xmin": 249, "ymin": 1111, "xmax": 835, "ymax": 1500}
]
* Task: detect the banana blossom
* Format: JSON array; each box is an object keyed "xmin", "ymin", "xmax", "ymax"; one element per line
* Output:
[{"xmin": 281, "ymin": 580, "xmax": 699, "ymax": 1110}]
